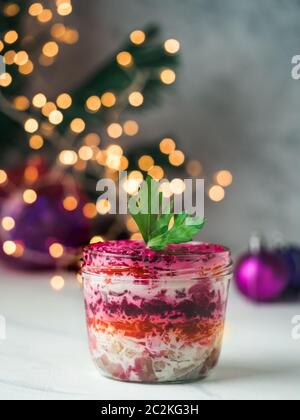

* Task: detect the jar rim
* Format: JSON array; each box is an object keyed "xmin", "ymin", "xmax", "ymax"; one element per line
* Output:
[{"xmin": 83, "ymin": 240, "xmax": 230, "ymax": 259}]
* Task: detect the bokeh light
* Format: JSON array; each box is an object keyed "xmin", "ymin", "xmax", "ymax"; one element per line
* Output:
[
  {"xmin": 123, "ymin": 120, "xmax": 139, "ymax": 136},
  {"xmin": 0, "ymin": 170, "xmax": 8, "ymax": 185},
  {"xmin": 96, "ymin": 199, "xmax": 111, "ymax": 215},
  {"xmin": 23, "ymin": 189, "xmax": 37, "ymax": 204},
  {"xmin": 160, "ymin": 138, "xmax": 176, "ymax": 155},
  {"xmin": 116, "ymin": 51, "xmax": 133, "ymax": 68},
  {"xmin": 215, "ymin": 170, "xmax": 233, "ymax": 187},
  {"xmin": 83, "ymin": 203, "xmax": 97, "ymax": 219},
  {"xmin": 56, "ymin": 93, "xmax": 72, "ymax": 109},
  {"xmin": 63, "ymin": 196, "xmax": 78, "ymax": 211},
  {"xmin": 32, "ymin": 93, "xmax": 47, "ymax": 108},
  {"xmin": 148, "ymin": 165, "xmax": 164, "ymax": 180},
  {"xmin": 101, "ymin": 92, "xmax": 116, "ymax": 108},
  {"xmin": 24, "ymin": 118, "xmax": 39, "ymax": 133},
  {"xmin": 138, "ymin": 155, "xmax": 154, "ymax": 172},
  {"xmin": 130, "ymin": 30, "xmax": 146, "ymax": 45},
  {"xmin": 50, "ymin": 275, "xmax": 65, "ymax": 291},
  {"xmin": 209, "ymin": 185, "xmax": 225, "ymax": 202},
  {"xmin": 107, "ymin": 123, "xmax": 123, "ymax": 139},
  {"xmin": 1, "ymin": 217, "xmax": 15, "ymax": 232},
  {"xmin": 70, "ymin": 118, "xmax": 86, "ymax": 134},
  {"xmin": 160, "ymin": 69, "xmax": 176, "ymax": 85},
  {"xmin": 86, "ymin": 96, "xmax": 101, "ymax": 112},
  {"xmin": 29, "ymin": 135, "xmax": 44, "ymax": 150},
  {"xmin": 59, "ymin": 150, "xmax": 78, "ymax": 165},
  {"xmin": 49, "ymin": 243, "xmax": 64, "ymax": 259},
  {"xmin": 169, "ymin": 150, "xmax": 185, "ymax": 166},
  {"xmin": 128, "ymin": 92, "xmax": 144, "ymax": 107},
  {"xmin": 164, "ymin": 39, "xmax": 181, "ymax": 54}
]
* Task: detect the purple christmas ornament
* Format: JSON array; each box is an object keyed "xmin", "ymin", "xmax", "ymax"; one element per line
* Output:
[
  {"xmin": 0, "ymin": 177, "xmax": 92, "ymax": 270},
  {"xmin": 235, "ymin": 234, "xmax": 288, "ymax": 302}
]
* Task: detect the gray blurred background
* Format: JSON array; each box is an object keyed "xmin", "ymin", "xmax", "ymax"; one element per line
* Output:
[{"xmin": 34, "ymin": 0, "xmax": 300, "ymax": 252}]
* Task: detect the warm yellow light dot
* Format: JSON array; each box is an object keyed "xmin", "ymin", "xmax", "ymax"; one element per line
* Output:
[
  {"xmin": 148, "ymin": 166, "xmax": 164, "ymax": 180},
  {"xmin": 50, "ymin": 275, "xmax": 65, "ymax": 291},
  {"xmin": 169, "ymin": 150, "xmax": 185, "ymax": 167},
  {"xmin": 62, "ymin": 28, "xmax": 79, "ymax": 45},
  {"xmin": 49, "ymin": 243, "xmax": 64, "ymax": 259},
  {"xmin": 4, "ymin": 3, "xmax": 20, "ymax": 17},
  {"xmin": 129, "ymin": 171, "xmax": 143, "ymax": 181},
  {"xmin": 43, "ymin": 41, "xmax": 59, "ymax": 58},
  {"xmin": 138, "ymin": 155, "xmax": 154, "ymax": 172},
  {"xmin": 42, "ymin": 102, "xmax": 57, "ymax": 117},
  {"xmin": 63, "ymin": 196, "xmax": 78, "ymax": 211},
  {"xmin": 78, "ymin": 146, "xmax": 93, "ymax": 161},
  {"xmin": 70, "ymin": 118, "xmax": 86, "ymax": 134},
  {"xmin": 131, "ymin": 233, "xmax": 143, "ymax": 241},
  {"xmin": 56, "ymin": 93, "xmax": 72, "ymax": 109},
  {"xmin": 123, "ymin": 179, "xmax": 141, "ymax": 195},
  {"xmin": 59, "ymin": 150, "xmax": 78, "ymax": 166},
  {"xmin": 74, "ymin": 159, "xmax": 87, "ymax": 171},
  {"xmin": 13, "ymin": 96, "xmax": 30, "ymax": 111},
  {"xmin": 96, "ymin": 199, "xmax": 111, "ymax": 215},
  {"xmin": 160, "ymin": 69, "xmax": 176, "ymax": 85},
  {"xmin": 116, "ymin": 51, "xmax": 133, "ymax": 68},
  {"xmin": 1, "ymin": 217, "xmax": 15, "ymax": 231},
  {"xmin": 24, "ymin": 166, "xmax": 39, "ymax": 183},
  {"xmin": 128, "ymin": 92, "xmax": 144, "ymax": 107},
  {"xmin": 4, "ymin": 50, "xmax": 16, "ymax": 65},
  {"xmin": 14, "ymin": 51, "xmax": 29, "ymax": 66},
  {"xmin": 170, "ymin": 178, "xmax": 186, "ymax": 195},
  {"xmin": 83, "ymin": 203, "xmax": 97, "ymax": 219},
  {"xmin": 86, "ymin": 96, "xmax": 101, "ymax": 112},
  {"xmin": 4, "ymin": 30, "xmax": 18, "ymax": 44},
  {"xmin": 3, "ymin": 241, "xmax": 17, "ymax": 256},
  {"xmin": 0, "ymin": 170, "xmax": 8, "ymax": 185},
  {"xmin": 90, "ymin": 236, "xmax": 104, "ymax": 244},
  {"xmin": 39, "ymin": 55, "xmax": 55, "ymax": 67},
  {"xmin": 49, "ymin": 110, "xmax": 63, "ymax": 125},
  {"xmin": 51, "ymin": 23, "xmax": 66, "ymax": 39},
  {"xmin": 130, "ymin": 30, "xmax": 146, "ymax": 45},
  {"xmin": 28, "ymin": 3, "xmax": 43, "ymax": 17},
  {"xmin": 24, "ymin": 118, "xmax": 39, "ymax": 134},
  {"xmin": 32, "ymin": 93, "xmax": 47, "ymax": 108},
  {"xmin": 0, "ymin": 41, "xmax": 4, "ymax": 53},
  {"xmin": 160, "ymin": 138, "xmax": 176, "ymax": 155},
  {"xmin": 23, "ymin": 189, "xmax": 37, "ymax": 204},
  {"xmin": 0, "ymin": 73, "xmax": 12, "ymax": 87},
  {"xmin": 19, "ymin": 60, "xmax": 34, "ymax": 75},
  {"xmin": 119, "ymin": 156, "xmax": 129, "ymax": 171},
  {"xmin": 101, "ymin": 92, "xmax": 116, "ymax": 108},
  {"xmin": 106, "ymin": 155, "xmax": 121, "ymax": 170},
  {"xmin": 123, "ymin": 120, "xmax": 139, "ymax": 136},
  {"xmin": 107, "ymin": 144, "xmax": 123, "ymax": 157},
  {"xmin": 209, "ymin": 185, "xmax": 225, "ymax": 202},
  {"xmin": 216, "ymin": 170, "xmax": 233, "ymax": 187},
  {"xmin": 29, "ymin": 135, "xmax": 44, "ymax": 150},
  {"xmin": 84, "ymin": 133, "xmax": 101, "ymax": 147},
  {"xmin": 57, "ymin": 2, "xmax": 73, "ymax": 16},
  {"xmin": 187, "ymin": 160, "xmax": 202, "ymax": 177},
  {"xmin": 160, "ymin": 182, "xmax": 173, "ymax": 198},
  {"xmin": 37, "ymin": 9, "xmax": 53, "ymax": 23},
  {"xmin": 107, "ymin": 123, "xmax": 123, "ymax": 139},
  {"xmin": 164, "ymin": 39, "xmax": 181, "ymax": 54}
]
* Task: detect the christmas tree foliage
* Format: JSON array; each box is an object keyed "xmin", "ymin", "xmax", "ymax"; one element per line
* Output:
[{"xmin": 0, "ymin": 0, "xmax": 204, "ymax": 267}]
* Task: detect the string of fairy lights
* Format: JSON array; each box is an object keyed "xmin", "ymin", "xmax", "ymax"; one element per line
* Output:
[{"xmin": 0, "ymin": 1, "xmax": 233, "ymax": 290}]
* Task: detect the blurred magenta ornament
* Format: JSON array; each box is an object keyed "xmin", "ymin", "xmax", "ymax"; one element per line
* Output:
[
  {"xmin": 235, "ymin": 233, "xmax": 288, "ymax": 302},
  {"xmin": 0, "ymin": 172, "xmax": 92, "ymax": 270},
  {"xmin": 276, "ymin": 246, "xmax": 300, "ymax": 291}
]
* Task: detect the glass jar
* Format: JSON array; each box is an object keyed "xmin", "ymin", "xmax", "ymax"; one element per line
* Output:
[{"xmin": 82, "ymin": 240, "xmax": 232, "ymax": 383}]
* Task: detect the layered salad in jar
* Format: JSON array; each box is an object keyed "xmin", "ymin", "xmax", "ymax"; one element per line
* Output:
[{"xmin": 82, "ymin": 240, "xmax": 232, "ymax": 383}]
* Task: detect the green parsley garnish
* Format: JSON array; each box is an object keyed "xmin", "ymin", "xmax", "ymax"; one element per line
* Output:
[{"xmin": 129, "ymin": 176, "xmax": 205, "ymax": 251}]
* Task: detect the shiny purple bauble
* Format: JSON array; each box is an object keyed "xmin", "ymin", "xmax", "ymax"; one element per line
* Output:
[
  {"xmin": 0, "ymin": 179, "xmax": 92, "ymax": 270},
  {"xmin": 235, "ymin": 251, "xmax": 289, "ymax": 302}
]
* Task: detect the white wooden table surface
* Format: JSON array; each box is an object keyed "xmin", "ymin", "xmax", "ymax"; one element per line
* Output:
[{"xmin": 0, "ymin": 265, "xmax": 299, "ymax": 400}]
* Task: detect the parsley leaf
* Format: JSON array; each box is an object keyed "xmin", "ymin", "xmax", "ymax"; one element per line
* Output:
[{"xmin": 128, "ymin": 176, "xmax": 205, "ymax": 250}]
